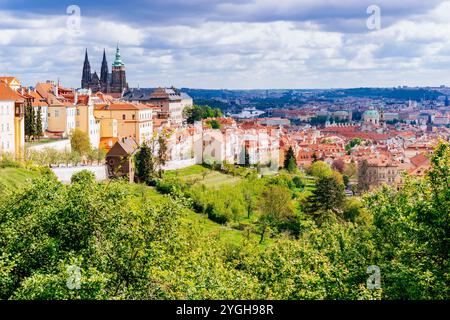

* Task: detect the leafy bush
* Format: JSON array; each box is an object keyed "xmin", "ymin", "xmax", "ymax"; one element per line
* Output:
[{"xmin": 71, "ymin": 170, "xmax": 95, "ymax": 184}]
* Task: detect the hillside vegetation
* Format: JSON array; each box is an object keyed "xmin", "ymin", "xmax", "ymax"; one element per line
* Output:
[{"xmin": 0, "ymin": 142, "xmax": 448, "ymax": 299}]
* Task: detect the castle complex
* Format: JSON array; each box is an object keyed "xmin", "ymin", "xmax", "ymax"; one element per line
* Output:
[{"xmin": 81, "ymin": 46, "xmax": 128, "ymax": 96}]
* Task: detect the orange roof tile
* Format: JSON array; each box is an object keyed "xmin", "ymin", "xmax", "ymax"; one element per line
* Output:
[
  {"xmin": 0, "ymin": 81, "xmax": 23, "ymax": 101},
  {"xmin": 0, "ymin": 76, "xmax": 20, "ymax": 86},
  {"xmin": 95, "ymin": 103, "xmax": 153, "ymax": 111}
]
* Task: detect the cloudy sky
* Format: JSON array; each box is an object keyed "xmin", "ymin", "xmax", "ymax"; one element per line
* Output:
[{"xmin": 0, "ymin": 0, "xmax": 450, "ymax": 89}]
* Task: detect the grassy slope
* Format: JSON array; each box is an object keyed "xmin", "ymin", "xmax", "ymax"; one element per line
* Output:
[
  {"xmin": 0, "ymin": 167, "xmax": 39, "ymax": 189},
  {"xmin": 163, "ymin": 165, "xmax": 241, "ymax": 188},
  {"xmin": 128, "ymin": 181, "xmax": 264, "ymax": 246}
]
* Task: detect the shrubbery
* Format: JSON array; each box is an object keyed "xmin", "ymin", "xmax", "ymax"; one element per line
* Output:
[{"xmin": 0, "ymin": 142, "xmax": 447, "ymax": 299}]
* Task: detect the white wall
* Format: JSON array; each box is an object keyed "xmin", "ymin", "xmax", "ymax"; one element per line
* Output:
[
  {"xmin": 0, "ymin": 100, "xmax": 15, "ymax": 155},
  {"xmin": 51, "ymin": 165, "xmax": 107, "ymax": 184},
  {"xmin": 27, "ymin": 139, "xmax": 71, "ymax": 152},
  {"xmin": 161, "ymin": 158, "xmax": 196, "ymax": 170}
]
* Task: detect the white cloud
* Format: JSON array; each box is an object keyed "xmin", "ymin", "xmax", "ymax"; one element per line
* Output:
[{"xmin": 0, "ymin": 1, "xmax": 449, "ymax": 89}]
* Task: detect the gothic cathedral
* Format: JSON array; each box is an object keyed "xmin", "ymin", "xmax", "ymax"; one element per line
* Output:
[{"xmin": 81, "ymin": 46, "xmax": 128, "ymax": 95}]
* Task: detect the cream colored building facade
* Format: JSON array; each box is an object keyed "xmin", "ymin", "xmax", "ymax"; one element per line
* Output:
[
  {"xmin": 75, "ymin": 92, "xmax": 101, "ymax": 148},
  {"xmin": 47, "ymin": 104, "xmax": 76, "ymax": 137},
  {"xmin": 366, "ymin": 161, "xmax": 399, "ymax": 189},
  {"xmin": 94, "ymin": 103, "xmax": 153, "ymax": 145},
  {"xmin": 0, "ymin": 80, "xmax": 25, "ymax": 158}
]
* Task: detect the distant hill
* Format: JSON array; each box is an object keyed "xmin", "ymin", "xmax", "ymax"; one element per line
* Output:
[{"xmin": 182, "ymin": 87, "xmax": 442, "ymax": 102}]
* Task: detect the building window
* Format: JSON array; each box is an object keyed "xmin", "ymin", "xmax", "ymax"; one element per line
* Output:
[
  {"xmin": 122, "ymin": 114, "xmax": 126, "ymax": 120},
  {"xmin": 55, "ymin": 110, "xmax": 59, "ymax": 117},
  {"xmin": 132, "ymin": 114, "xmax": 135, "ymax": 120}
]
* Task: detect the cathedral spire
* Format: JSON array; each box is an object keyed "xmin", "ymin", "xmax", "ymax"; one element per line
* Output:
[
  {"xmin": 81, "ymin": 48, "xmax": 91, "ymax": 89},
  {"xmin": 100, "ymin": 48, "xmax": 109, "ymax": 85}
]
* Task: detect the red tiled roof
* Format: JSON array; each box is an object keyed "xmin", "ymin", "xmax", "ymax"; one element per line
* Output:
[
  {"xmin": 76, "ymin": 95, "xmax": 89, "ymax": 105},
  {"xmin": 410, "ymin": 153, "xmax": 430, "ymax": 168},
  {"xmin": 95, "ymin": 103, "xmax": 153, "ymax": 111},
  {"xmin": 0, "ymin": 81, "xmax": 23, "ymax": 101},
  {"xmin": 0, "ymin": 76, "xmax": 20, "ymax": 86}
]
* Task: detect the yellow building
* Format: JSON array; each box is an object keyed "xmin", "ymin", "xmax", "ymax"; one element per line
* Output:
[
  {"xmin": 47, "ymin": 103, "xmax": 76, "ymax": 137},
  {"xmin": 94, "ymin": 103, "xmax": 153, "ymax": 144},
  {"xmin": 75, "ymin": 92, "xmax": 100, "ymax": 148},
  {"xmin": 0, "ymin": 80, "xmax": 25, "ymax": 159}
]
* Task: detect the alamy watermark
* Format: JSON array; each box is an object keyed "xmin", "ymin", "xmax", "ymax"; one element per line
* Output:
[
  {"xmin": 366, "ymin": 5, "xmax": 381, "ymax": 31},
  {"xmin": 66, "ymin": 5, "xmax": 81, "ymax": 36},
  {"xmin": 66, "ymin": 265, "xmax": 82, "ymax": 290},
  {"xmin": 366, "ymin": 265, "xmax": 381, "ymax": 289}
]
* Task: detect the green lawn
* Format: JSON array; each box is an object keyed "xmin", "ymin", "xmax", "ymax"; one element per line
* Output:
[
  {"xmin": 163, "ymin": 165, "xmax": 210, "ymax": 177},
  {"xmin": 164, "ymin": 165, "xmax": 241, "ymax": 188},
  {"xmin": 0, "ymin": 167, "xmax": 39, "ymax": 190}
]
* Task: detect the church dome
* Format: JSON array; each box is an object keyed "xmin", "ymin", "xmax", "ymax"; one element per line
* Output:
[
  {"xmin": 363, "ymin": 109, "xmax": 380, "ymax": 125},
  {"xmin": 363, "ymin": 109, "xmax": 379, "ymax": 118}
]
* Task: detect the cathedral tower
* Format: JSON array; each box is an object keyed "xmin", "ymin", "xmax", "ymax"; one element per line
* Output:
[
  {"xmin": 81, "ymin": 49, "xmax": 92, "ymax": 89},
  {"xmin": 110, "ymin": 45, "xmax": 128, "ymax": 94},
  {"xmin": 100, "ymin": 49, "xmax": 109, "ymax": 92}
]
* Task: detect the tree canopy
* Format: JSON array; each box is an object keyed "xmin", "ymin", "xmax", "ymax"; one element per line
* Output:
[{"xmin": 184, "ymin": 105, "xmax": 223, "ymax": 124}]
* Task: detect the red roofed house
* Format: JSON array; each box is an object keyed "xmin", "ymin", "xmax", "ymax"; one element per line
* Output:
[{"xmin": 36, "ymin": 81, "xmax": 77, "ymax": 138}]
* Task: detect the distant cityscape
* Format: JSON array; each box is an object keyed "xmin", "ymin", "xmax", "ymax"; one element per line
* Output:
[
  {"xmin": 1, "ymin": 0, "xmax": 449, "ymax": 304},
  {"xmin": 0, "ymin": 46, "xmax": 449, "ymax": 191}
]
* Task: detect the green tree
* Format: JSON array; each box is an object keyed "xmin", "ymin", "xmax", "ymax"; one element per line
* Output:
[
  {"xmin": 156, "ymin": 132, "xmax": 169, "ymax": 178},
  {"xmin": 365, "ymin": 141, "xmax": 450, "ymax": 299},
  {"xmin": 258, "ymin": 185, "xmax": 295, "ymax": 243},
  {"xmin": 306, "ymin": 173, "xmax": 346, "ymax": 219},
  {"xmin": 87, "ymin": 148, "xmax": 106, "ymax": 165},
  {"xmin": 345, "ymin": 138, "xmax": 362, "ymax": 153},
  {"xmin": 184, "ymin": 105, "xmax": 223, "ymax": 124},
  {"xmin": 307, "ymin": 161, "xmax": 333, "ymax": 179},
  {"xmin": 70, "ymin": 151, "xmax": 81, "ymax": 166},
  {"xmin": 286, "ymin": 157, "xmax": 297, "ymax": 173},
  {"xmin": 135, "ymin": 141, "xmax": 155, "ymax": 185},
  {"xmin": 24, "ymin": 104, "xmax": 36, "ymax": 140},
  {"xmin": 70, "ymin": 129, "xmax": 91, "ymax": 157},
  {"xmin": 283, "ymin": 147, "xmax": 296, "ymax": 171},
  {"xmin": 95, "ymin": 148, "xmax": 106, "ymax": 165},
  {"xmin": 206, "ymin": 119, "xmax": 221, "ymax": 129},
  {"xmin": 35, "ymin": 107, "xmax": 43, "ymax": 138}
]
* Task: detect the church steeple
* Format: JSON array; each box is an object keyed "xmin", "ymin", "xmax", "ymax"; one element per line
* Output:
[
  {"xmin": 81, "ymin": 49, "xmax": 92, "ymax": 89},
  {"xmin": 100, "ymin": 48, "xmax": 109, "ymax": 85},
  {"xmin": 112, "ymin": 44, "xmax": 124, "ymax": 67},
  {"xmin": 110, "ymin": 44, "xmax": 128, "ymax": 94}
]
